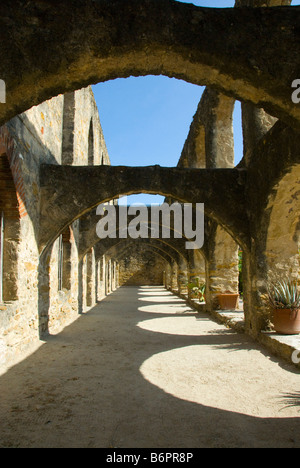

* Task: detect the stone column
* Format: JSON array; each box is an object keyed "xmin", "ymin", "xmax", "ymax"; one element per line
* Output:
[
  {"xmin": 170, "ymin": 260, "xmax": 178, "ymax": 292},
  {"xmin": 187, "ymin": 251, "xmax": 206, "ymax": 300},
  {"xmin": 234, "ymin": 0, "xmax": 291, "ymax": 165},
  {"xmin": 101, "ymin": 255, "xmax": 106, "ymax": 297},
  {"xmin": 86, "ymin": 249, "xmax": 94, "ymax": 307},
  {"xmin": 177, "ymin": 259, "xmax": 189, "ymax": 296},
  {"xmin": 38, "ymin": 250, "xmax": 52, "ymax": 337},
  {"xmin": 77, "ymin": 258, "xmax": 84, "ymax": 314},
  {"xmin": 165, "ymin": 263, "xmax": 172, "ymax": 290},
  {"xmin": 204, "ymin": 224, "xmax": 239, "ymax": 312}
]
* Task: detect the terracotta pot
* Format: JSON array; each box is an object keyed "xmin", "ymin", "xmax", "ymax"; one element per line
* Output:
[
  {"xmin": 217, "ymin": 293, "xmax": 239, "ymax": 310},
  {"xmin": 272, "ymin": 308, "xmax": 300, "ymax": 335}
]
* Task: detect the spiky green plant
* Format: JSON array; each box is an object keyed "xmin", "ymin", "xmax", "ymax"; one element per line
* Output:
[
  {"xmin": 187, "ymin": 279, "xmax": 206, "ymax": 302},
  {"xmin": 267, "ymin": 279, "xmax": 300, "ymax": 310}
]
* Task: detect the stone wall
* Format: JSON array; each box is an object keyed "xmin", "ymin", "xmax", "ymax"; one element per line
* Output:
[
  {"xmin": 0, "ymin": 1, "xmax": 299, "ymax": 369},
  {"xmin": 0, "ymin": 86, "xmax": 110, "ymax": 366},
  {"xmin": 118, "ymin": 247, "xmax": 165, "ymax": 286}
]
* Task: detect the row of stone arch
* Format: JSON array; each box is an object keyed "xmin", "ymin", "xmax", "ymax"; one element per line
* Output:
[
  {"xmin": 1, "ymin": 0, "xmax": 300, "ymax": 128},
  {"xmin": 0, "ymin": 0, "xmax": 298, "ymax": 353}
]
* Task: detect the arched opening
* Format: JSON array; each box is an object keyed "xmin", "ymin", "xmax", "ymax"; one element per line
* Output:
[
  {"xmin": 39, "ymin": 224, "xmax": 79, "ymax": 336},
  {"xmin": 92, "ymin": 76, "xmax": 204, "ymax": 169},
  {"xmin": 233, "ymin": 101, "xmax": 244, "ymax": 167},
  {"xmin": 0, "ymin": 0, "xmax": 298, "ymax": 359}
]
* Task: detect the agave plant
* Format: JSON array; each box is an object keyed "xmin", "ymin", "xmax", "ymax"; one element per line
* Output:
[{"xmin": 267, "ymin": 279, "xmax": 300, "ymax": 310}]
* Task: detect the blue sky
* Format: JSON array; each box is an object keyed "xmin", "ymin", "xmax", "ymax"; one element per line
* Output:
[{"xmin": 92, "ymin": 0, "xmax": 300, "ymax": 205}]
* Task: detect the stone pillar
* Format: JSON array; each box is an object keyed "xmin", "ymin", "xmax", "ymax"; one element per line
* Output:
[
  {"xmin": 242, "ymin": 249, "xmax": 270, "ymax": 337},
  {"xmin": 165, "ymin": 263, "xmax": 172, "ymax": 290},
  {"xmin": 188, "ymin": 268, "xmax": 200, "ymax": 300},
  {"xmin": 86, "ymin": 249, "xmax": 94, "ymax": 308},
  {"xmin": 115, "ymin": 262, "xmax": 119, "ymax": 289},
  {"xmin": 187, "ymin": 251, "xmax": 205, "ymax": 300},
  {"xmin": 77, "ymin": 258, "xmax": 84, "ymax": 314},
  {"xmin": 61, "ymin": 229, "xmax": 72, "ymax": 291},
  {"xmin": 2, "ymin": 216, "xmax": 19, "ymax": 301},
  {"xmin": 38, "ymin": 250, "xmax": 52, "ymax": 337},
  {"xmin": 171, "ymin": 261, "xmax": 178, "ymax": 292},
  {"xmin": 204, "ymin": 224, "xmax": 239, "ymax": 312},
  {"xmin": 101, "ymin": 256, "xmax": 106, "ymax": 297},
  {"xmin": 111, "ymin": 261, "xmax": 117, "ymax": 291},
  {"xmin": 95, "ymin": 259, "xmax": 99, "ymax": 302},
  {"xmin": 177, "ymin": 259, "xmax": 189, "ymax": 296},
  {"xmin": 235, "ymin": 0, "xmax": 291, "ymax": 166},
  {"xmin": 106, "ymin": 259, "xmax": 111, "ymax": 295}
]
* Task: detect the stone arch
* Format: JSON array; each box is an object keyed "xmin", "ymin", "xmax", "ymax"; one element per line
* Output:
[
  {"xmin": 79, "ymin": 206, "xmax": 200, "ymax": 262},
  {"xmin": 1, "ymin": 2, "xmax": 300, "ymax": 128},
  {"xmin": 265, "ymin": 165, "xmax": 300, "ymax": 280},
  {"xmin": 38, "ymin": 223, "xmax": 78, "ymax": 336},
  {"xmin": 40, "ymin": 165, "xmax": 248, "ymax": 254},
  {"xmin": 95, "ymin": 237, "xmax": 184, "ymax": 269}
]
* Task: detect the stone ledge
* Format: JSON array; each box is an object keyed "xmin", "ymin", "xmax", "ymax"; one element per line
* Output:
[
  {"xmin": 258, "ymin": 332, "xmax": 300, "ymax": 370},
  {"xmin": 208, "ymin": 307, "xmax": 300, "ymax": 369},
  {"xmin": 173, "ymin": 289, "xmax": 300, "ymax": 370},
  {"xmin": 210, "ymin": 309, "xmax": 245, "ymax": 333}
]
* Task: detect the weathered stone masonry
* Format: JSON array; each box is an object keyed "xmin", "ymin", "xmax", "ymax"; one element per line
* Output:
[
  {"xmin": 0, "ymin": 0, "xmax": 299, "ymax": 367},
  {"xmin": 0, "ymin": 86, "xmax": 116, "ymax": 363}
]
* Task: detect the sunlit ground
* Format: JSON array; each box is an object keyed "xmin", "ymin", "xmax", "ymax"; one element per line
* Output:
[
  {"xmin": 0, "ymin": 286, "xmax": 299, "ymax": 448},
  {"xmin": 137, "ymin": 287, "xmax": 300, "ymax": 420}
]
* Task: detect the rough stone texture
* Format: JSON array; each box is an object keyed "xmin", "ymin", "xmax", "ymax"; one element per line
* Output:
[
  {"xmin": 0, "ymin": 85, "xmax": 110, "ymax": 363},
  {"xmin": 236, "ymin": 0, "xmax": 291, "ymax": 5},
  {"xmin": 0, "ymin": 2, "xmax": 300, "ymax": 128},
  {"xmin": 179, "ymin": 89, "xmax": 235, "ymax": 169},
  {"xmin": 0, "ymin": 0, "xmax": 299, "ymax": 369},
  {"xmin": 118, "ymin": 246, "xmax": 164, "ymax": 286},
  {"xmin": 39, "ymin": 165, "xmax": 249, "ymax": 254}
]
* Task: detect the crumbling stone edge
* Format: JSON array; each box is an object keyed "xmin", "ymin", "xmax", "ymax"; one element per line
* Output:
[{"xmin": 171, "ymin": 288, "xmax": 300, "ymax": 371}]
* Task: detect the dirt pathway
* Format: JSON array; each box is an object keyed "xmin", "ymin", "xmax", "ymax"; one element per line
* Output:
[{"xmin": 0, "ymin": 286, "xmax": 299, "ymax": 448}]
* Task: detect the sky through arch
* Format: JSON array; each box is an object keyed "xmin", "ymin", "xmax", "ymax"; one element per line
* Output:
[{"xmin": 92, "ymin": 0, "xmax": 300, "ymax": 206}]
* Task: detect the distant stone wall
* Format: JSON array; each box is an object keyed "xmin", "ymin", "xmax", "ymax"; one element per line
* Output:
[{"xmin": 119, "ymin": 248, "xmax": 165, "ymax": 286}]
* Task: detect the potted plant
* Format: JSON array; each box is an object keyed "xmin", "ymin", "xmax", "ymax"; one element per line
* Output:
[
  {"xmin": 187, "ymin": 279, "xmax": 206, "ymax": 303},
  {"xmin": 267, "ymin": 278, "xmax": 300, "ymax": 335},
  {"xmin": 217, "ymin": 290, "xmax": 239, "ymax": 310}
]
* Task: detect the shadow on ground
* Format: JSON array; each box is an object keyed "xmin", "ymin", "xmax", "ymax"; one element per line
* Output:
[{"xmin": 0, "ymin": 286, "xmax": 299, "ymax": 448}]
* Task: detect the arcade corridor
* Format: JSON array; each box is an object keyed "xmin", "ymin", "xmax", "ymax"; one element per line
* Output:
[{"xmin": 0, "ymin": 287, "xmax": 299, "ymax": 448}]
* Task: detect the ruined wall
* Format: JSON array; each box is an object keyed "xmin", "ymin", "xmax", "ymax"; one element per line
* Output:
[
  {"xmin": 0, "ymin": 86, "xmax": 110, "ymax": 366},
  {"xmin": 118, "ymin": 247, "xmax": 165, "ymax": 286},
  {"xmin": 73, "ymin": 88, "xmax": 109, "ymax": 166},
  {"xmin": 265, "ymin": 167, "xmax": 300, "ymax": 281}
]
